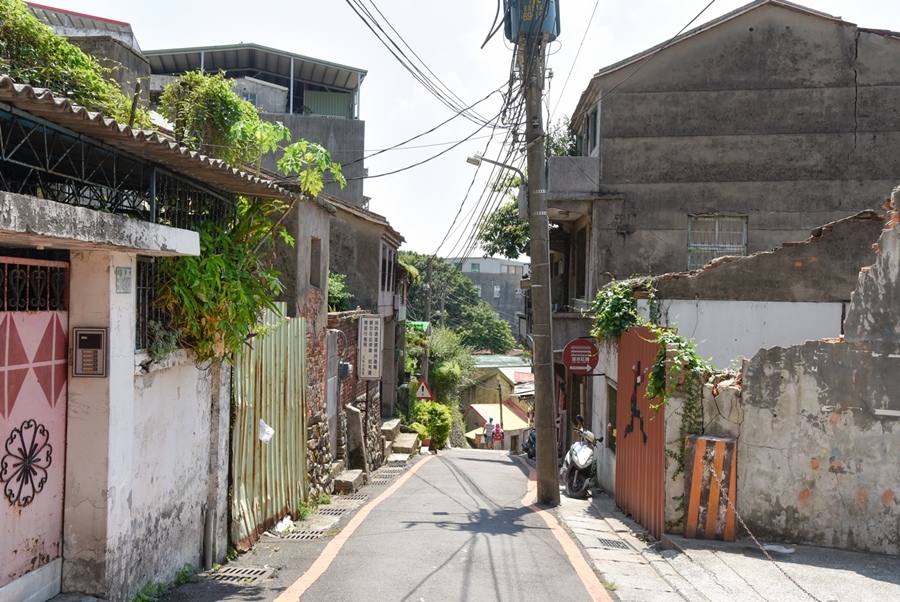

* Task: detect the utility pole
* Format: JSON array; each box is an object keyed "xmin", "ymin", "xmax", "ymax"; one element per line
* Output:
[
  {"xmin": 496, "ymin": 383, "xmax": 505, "ymax": 451},
  {"xmin": 524, "ymin": 32, "xmax": 559, "ymax": 505},
  {"xmin": 422, "ymin": 260, "xmax": 432, "ymax": 386}
]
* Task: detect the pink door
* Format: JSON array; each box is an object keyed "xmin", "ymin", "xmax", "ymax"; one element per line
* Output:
[{"xmin": 0, "ymin": 259, "xmax": 68, "ymax": 590}]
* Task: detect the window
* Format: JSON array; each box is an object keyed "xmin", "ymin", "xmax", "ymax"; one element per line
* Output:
[
  {"xmin": 502, "ymin": 265, "xmax": 524, "ymax": 275},
  {"xmin": 687, "ymin": 216, "xmax": 747, "ymax": 270},
  {"xmin": 493, "ymin": 285, "xmax": 501, "ymax": 299},
  {"xmin": 310, "ymin": 237, "xmax": 322, "ymax": 288},
  {"xmin": 470, "ymin": 263, "xmax": 480, "ymax": 273},
  {"xmin": 454, "ymin": 262, "xmax": 462, "ymax": 270},
  {"xmin": 587, "ymin": 108, "xmax": 598, "ymax": 155},
  {"xmin": 380, "ymin": 243, "xmax": 396, "ymax": 293},
  {"xmin": 240, "ymin": 92, "xmax": 257, "ymax": 106},
  {"xmin": 476, "ymin": 284, "xmax": 483, "ymax": 297}
]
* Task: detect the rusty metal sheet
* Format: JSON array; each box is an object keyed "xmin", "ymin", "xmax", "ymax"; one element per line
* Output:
[
  {"xmin": 231, "ymin": 303, "xmax": 307, "ymax": 549},
  {"xmin": 615, "ymin": 326, "xmax": 665, "ymax": 540}
]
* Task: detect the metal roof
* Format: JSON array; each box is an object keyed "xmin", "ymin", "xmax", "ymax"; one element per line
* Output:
[
  {"xmin": 0, "ymin": 75, "xmax": 296, "ymax": 201},
  {"xmin": 27, "ymin": 2, "xmax": 132, "ymax": 32},
  {"xmin": 144, "ymin": 43, "xmax": 366, "ymax": 94}
]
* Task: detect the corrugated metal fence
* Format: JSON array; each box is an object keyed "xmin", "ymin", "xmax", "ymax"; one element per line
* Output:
[
  {"xmin": 615, "ymin": 326, "xmax": 665, "ymax": 539},
  {"xmin": 231, "ymin": 303, "xmax": 307, "ymax": 550}
]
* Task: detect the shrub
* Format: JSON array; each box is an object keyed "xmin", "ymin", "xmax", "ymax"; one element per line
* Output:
[{"xmin": 414, "ymin": 401, "xmax": 452, "ymax": 450}]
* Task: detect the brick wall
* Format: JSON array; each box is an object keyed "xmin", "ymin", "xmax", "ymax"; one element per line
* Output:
[
  {"xmin": 303, "ymin": 287, "xmax": 331, "ymax": 498},
  {"xmin": 327, "ymin": 311, "xmax": 385, "ymax": 470}
]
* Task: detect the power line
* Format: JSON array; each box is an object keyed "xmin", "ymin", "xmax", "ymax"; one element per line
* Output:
[{"xmin": 549, "ymin": 0, "xmax": 601, "ymax": 121}]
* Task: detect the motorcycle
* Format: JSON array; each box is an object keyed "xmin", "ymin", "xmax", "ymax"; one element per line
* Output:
[
  {"xmin": 559, "ymin": 415, "xmax": 602, "ymax": 499},
  {"xmin": 522, "ymin": 427, "xmax": 536, "ymax": 459}
]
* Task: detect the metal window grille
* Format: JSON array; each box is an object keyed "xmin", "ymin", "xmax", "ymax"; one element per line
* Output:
[
  {"xmin": 0, "ymin": 257, "xmax": 68, "ymax": 311},
  {"xmin": 135, "ymin": 257, "xmax": 165, "ymax": 351},
  {"xmin": 687, "ymin": 216, "xmax": 747, "ymax": 270}
]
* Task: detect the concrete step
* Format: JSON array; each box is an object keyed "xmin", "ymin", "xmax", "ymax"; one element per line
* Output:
[
  {"xmin": 391, "ymin": 432, "xmax": 421, "ymax": 455},
  {"xmin": 383, "ymin": 437, "xmax": 394, "ymax": 458},
  {"xmin": 331, "ymin": 459, "xmax": 345, "ymax": 477},
  {"xmin": 381, "ymin": 418, "xmax": 401, "ymax": 442},
  {"xmin": 333, "ymin": 469, "xmax": 365, "ymax": 494}
]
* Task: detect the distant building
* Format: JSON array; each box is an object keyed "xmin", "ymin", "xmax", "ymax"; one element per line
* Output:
[{"xmin": 444, "ymin": 257, "xmax": 528, "ymax": 338}]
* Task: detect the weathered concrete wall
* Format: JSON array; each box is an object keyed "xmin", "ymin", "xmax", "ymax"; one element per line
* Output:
[
  {"xmin": 329, "ymin": 209, "xmax": 384, "ymax": 310},
  {"xmin": 738, "ymin": 338, "xmax": 900, "ymax": 554},
  {"xmin": 574, "ymin": 4, "xmax": 896, "ymax": 282},
  {"xmin": 233, "ymin": 77, "xmax": 288, "ymax": 113},
  {"xmin": 660, "ymin": 300, "xmax": 843, "ymax": 369},
  {"xmin": 844, "ymin": 208, "xmax": 900, "ymax": 344},
  {"xmin": 591, "ymin": 339, "xmax": 618, "ymax": 494},
  {"xmin": 654, "ymin": 212, "xmax": 885, "ymax": 302},
  {"xmin": 682, "ymin": 219, "xmax": 900, "ymax": 554},
  {"xmin": 66, "ymin": 37, "xmax": 150, "ymax": 107},
  {"xmin": 261, "ymin": 114, "xmax": 366, "ymax": 206}
]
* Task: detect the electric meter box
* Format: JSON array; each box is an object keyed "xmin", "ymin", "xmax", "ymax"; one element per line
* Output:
[
  {"xmin": 504, "ymin": 0, "xmax": 560, "ymax": 43},
  {"xmin": 73, "ymin": 327, "xmax": 108, "ymax": 377}
]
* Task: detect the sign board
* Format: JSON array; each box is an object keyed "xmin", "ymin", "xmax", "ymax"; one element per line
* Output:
[
  {"xmin": 563, "ymin": 338, "xmax": 599, "ymax": 375},
  {"xmin": 415, "ymin": 381, "xmax": 434, "ymax": 400},
  {"xmin": 357, "ymin": 315, "xmax": 383, "ymax": 380}
]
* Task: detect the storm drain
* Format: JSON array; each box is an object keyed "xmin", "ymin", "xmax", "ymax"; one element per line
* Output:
[
  {"xmin": 337, "ymin": 493, "xmax": 369, "ymax": 502},
  {"xmin": 596, "ymin": 537, "xmax": 630, "ymax": 550},
  {"xmin": 317, "ymin": 507, "xmax": 346, "ymax": 517},
  {"xmin": 281, "ymin": 529, "xmax": 327, "ymax": 540},
  {"xmin": 369, "ymin": 478, "xmax": 391, "ymax": 485},
  {"xmin": 207, "ymin": 566, "xmax": 274, "ymax": 584}
]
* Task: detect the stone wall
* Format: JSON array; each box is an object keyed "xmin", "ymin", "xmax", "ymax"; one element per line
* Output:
[
  {"xmin": 304, "ymin": 286, "xmax": 332, "ymax": 499},
  {"xmin": 327, "ymin": 311, "xmax": 385, "ymax": 471}
]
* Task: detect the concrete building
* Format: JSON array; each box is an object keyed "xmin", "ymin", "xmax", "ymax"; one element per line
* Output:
[
  {"xmin": 444, "ymin": 256, "xmax": 528, "ymax": 338},
  {"xmin": 144, "ymin": 43, "xmax": 368, "ymax": 207}
]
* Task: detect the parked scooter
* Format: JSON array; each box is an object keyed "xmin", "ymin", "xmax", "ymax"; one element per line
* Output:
[
  {"xmin": 522, "ymin": 427, "xmax": 536, "ymax": 459},
  {"xmin": 559, "ymin": 415, "xmax": 602, "ymax": 499}
]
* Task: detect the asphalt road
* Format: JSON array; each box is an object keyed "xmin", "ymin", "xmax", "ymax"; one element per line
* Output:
[{"xmin": 285, "ymin": 448, "xmax": 605, "ymax": 602}]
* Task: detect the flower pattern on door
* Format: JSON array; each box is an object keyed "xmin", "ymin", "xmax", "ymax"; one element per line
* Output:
[{"xmin": 0, "ymin": 311, "xmax": 68, "ymax": 588}]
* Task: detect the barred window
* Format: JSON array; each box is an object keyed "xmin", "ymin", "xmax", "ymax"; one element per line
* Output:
[
  {"xmin": 135, "ymin": 257, "xmax": 164, "ymax": 352},
  {"xmin": 687, "ymin": 216, "xmax": 747, "ymax": 270},
  {"xmin": 0, "ymin": 258, "xmax": 68, "ymax": 311}
]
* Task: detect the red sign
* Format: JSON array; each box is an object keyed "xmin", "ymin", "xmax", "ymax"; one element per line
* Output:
[
  {"xmin": 563, "ymin": 339, "xmax": 599, "ymax": 375},
  {"xmin": 415, "ymin": 381, "xmax": 434, "ymax": 400}
]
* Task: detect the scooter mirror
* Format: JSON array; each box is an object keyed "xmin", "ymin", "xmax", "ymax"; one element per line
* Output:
[{"xmin": 573, "ymin": 414, "xmax": 584, "ymax": 428}]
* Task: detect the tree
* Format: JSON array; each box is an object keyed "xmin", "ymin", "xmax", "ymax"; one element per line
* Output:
[{"xmin": 399, "ymin": 251, "xmax": 515, "ymax": 353}]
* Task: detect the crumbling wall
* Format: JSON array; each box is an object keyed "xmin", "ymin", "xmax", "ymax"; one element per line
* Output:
[{"xmin": 709, "ymin": 214, "xmax": 900, "ymax": 553}]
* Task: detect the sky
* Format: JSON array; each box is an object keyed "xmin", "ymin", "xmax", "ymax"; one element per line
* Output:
[{"xmin": 39, "ymin": 0, "xmax": 900, "ymax": 256}]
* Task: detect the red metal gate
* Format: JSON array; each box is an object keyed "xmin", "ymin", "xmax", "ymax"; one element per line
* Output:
[
  {"xmin": 0, "ymin": 259, "xmax": 68, "ymax": 591},
  {"xmin": 615, "ymin": 326, "xmax": 665, "ymax": 539}
]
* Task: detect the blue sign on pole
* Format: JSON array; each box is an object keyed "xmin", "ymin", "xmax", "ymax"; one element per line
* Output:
[{"xmin": 503, "ymin": 0, "xmax": 561, "ymax": 43}]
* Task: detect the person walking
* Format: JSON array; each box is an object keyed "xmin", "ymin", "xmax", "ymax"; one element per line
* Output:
[
  {"xmin": 494, "ymin": 421, "xmax": 504, "ymax": 450},
  {"xmin": 483, "ymin": 417, "xmax": 495, "ymax": 450}
]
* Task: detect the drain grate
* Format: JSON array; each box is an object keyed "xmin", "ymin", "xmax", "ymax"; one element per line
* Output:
[
  {"xmin": 369, "ymin": 478, "xmax": 391, "ymax": 485},
  {"xmin": 317, "ymin": 507, "xmax": 345, "ymax": 517},
  {"xmin": 596, "ymin": 537, "xmax": 630, "ymax": 550},
  {"xmin": 337, "ymin": 493, "xmax": 369, "ymax": 502},
  {"xmin": 281, "ymin": 529, "xmax": 326, "ymax": 540},
  {"xmin": 207, "ymin": 566, "xmax": 274, "ymax": 584}
]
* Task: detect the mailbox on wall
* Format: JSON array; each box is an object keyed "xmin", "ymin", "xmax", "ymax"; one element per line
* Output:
[{"xmin": 73, "ymin": 327, "xmax": 107, "ymax": 377}]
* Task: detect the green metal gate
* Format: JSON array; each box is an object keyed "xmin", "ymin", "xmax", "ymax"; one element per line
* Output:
[{"xmin": 231, "ymin": 303, "xmax": 307, "ymax": 550}]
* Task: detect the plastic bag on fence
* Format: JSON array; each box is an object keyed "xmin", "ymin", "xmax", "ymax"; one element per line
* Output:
[{"xmin": 258, "ymin": 419, "xmax": 275, "ymax": 444}]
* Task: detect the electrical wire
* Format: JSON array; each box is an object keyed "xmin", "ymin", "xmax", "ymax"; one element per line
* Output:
[{"xmin": 548, "ymin": 0, "xmax": 601, "ymax": 121}]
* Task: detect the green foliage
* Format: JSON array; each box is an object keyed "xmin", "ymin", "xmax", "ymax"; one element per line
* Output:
[
  {"xmin": 147, "ymin": 320, "xmax": 178, "ymax": 362},
  {"xmin": 327, "ymin": 271, "xmax": 354, "ymax": 312},
  {"xmin": 415, "ymin": 401, "xmax": 452, "ymax": 449},
  {"xmin": 0, "ymin": 0, "xmax": 149, "ymax": 126},
  {"xmin": 427, "ymin": 327, "xmax": 475, "ymax": 402},
  {"xmin": 130, "ymin": 564, "xmax": 197, "ymax": 601},
  {"xmin": 477, "ymin": 201, "xmax": 530, "ymax": 260},
  {"xmin": 409, "ymin": 421, "xmax": 428, "ymax": 441},
  {"xmin": 645, "ymin": 326, "xmax": 712, "ymax": 403},
  {"xmin": 456, "ymin": 301, "xmax": 516, "ymax": 353},
  {"xmin": 400, "ymin": 251, "xmax": 515, "ymax": 353},
  {"xmin": 295, "ymin": 502, "xmax": 312, "ymax": 520},
  {"xmin": 158, "ymin": 70, "xmax": 263, "ymax": 167},
  {"xmin": 316, "ymin": 492, "xmax": 331, "ymax": 505},
  {"xmin": 155, "ymin": 198, "xmax": 286, "ymax": 363},
  {"xmin": 278, "ymin": 139, "xmax": 347, "ymax": 197},
  {"xmin": 546, "ymin": 116, "xmax": 578, "ymax": 157},
  {"xmin": 589, "ymin": 281, "xmax": 641, "ymax": 341}
]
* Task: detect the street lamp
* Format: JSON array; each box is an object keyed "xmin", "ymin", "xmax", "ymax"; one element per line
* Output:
[{"xmin": 466, "ymin": 154, "xmax": 528, "ymax": 220}]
